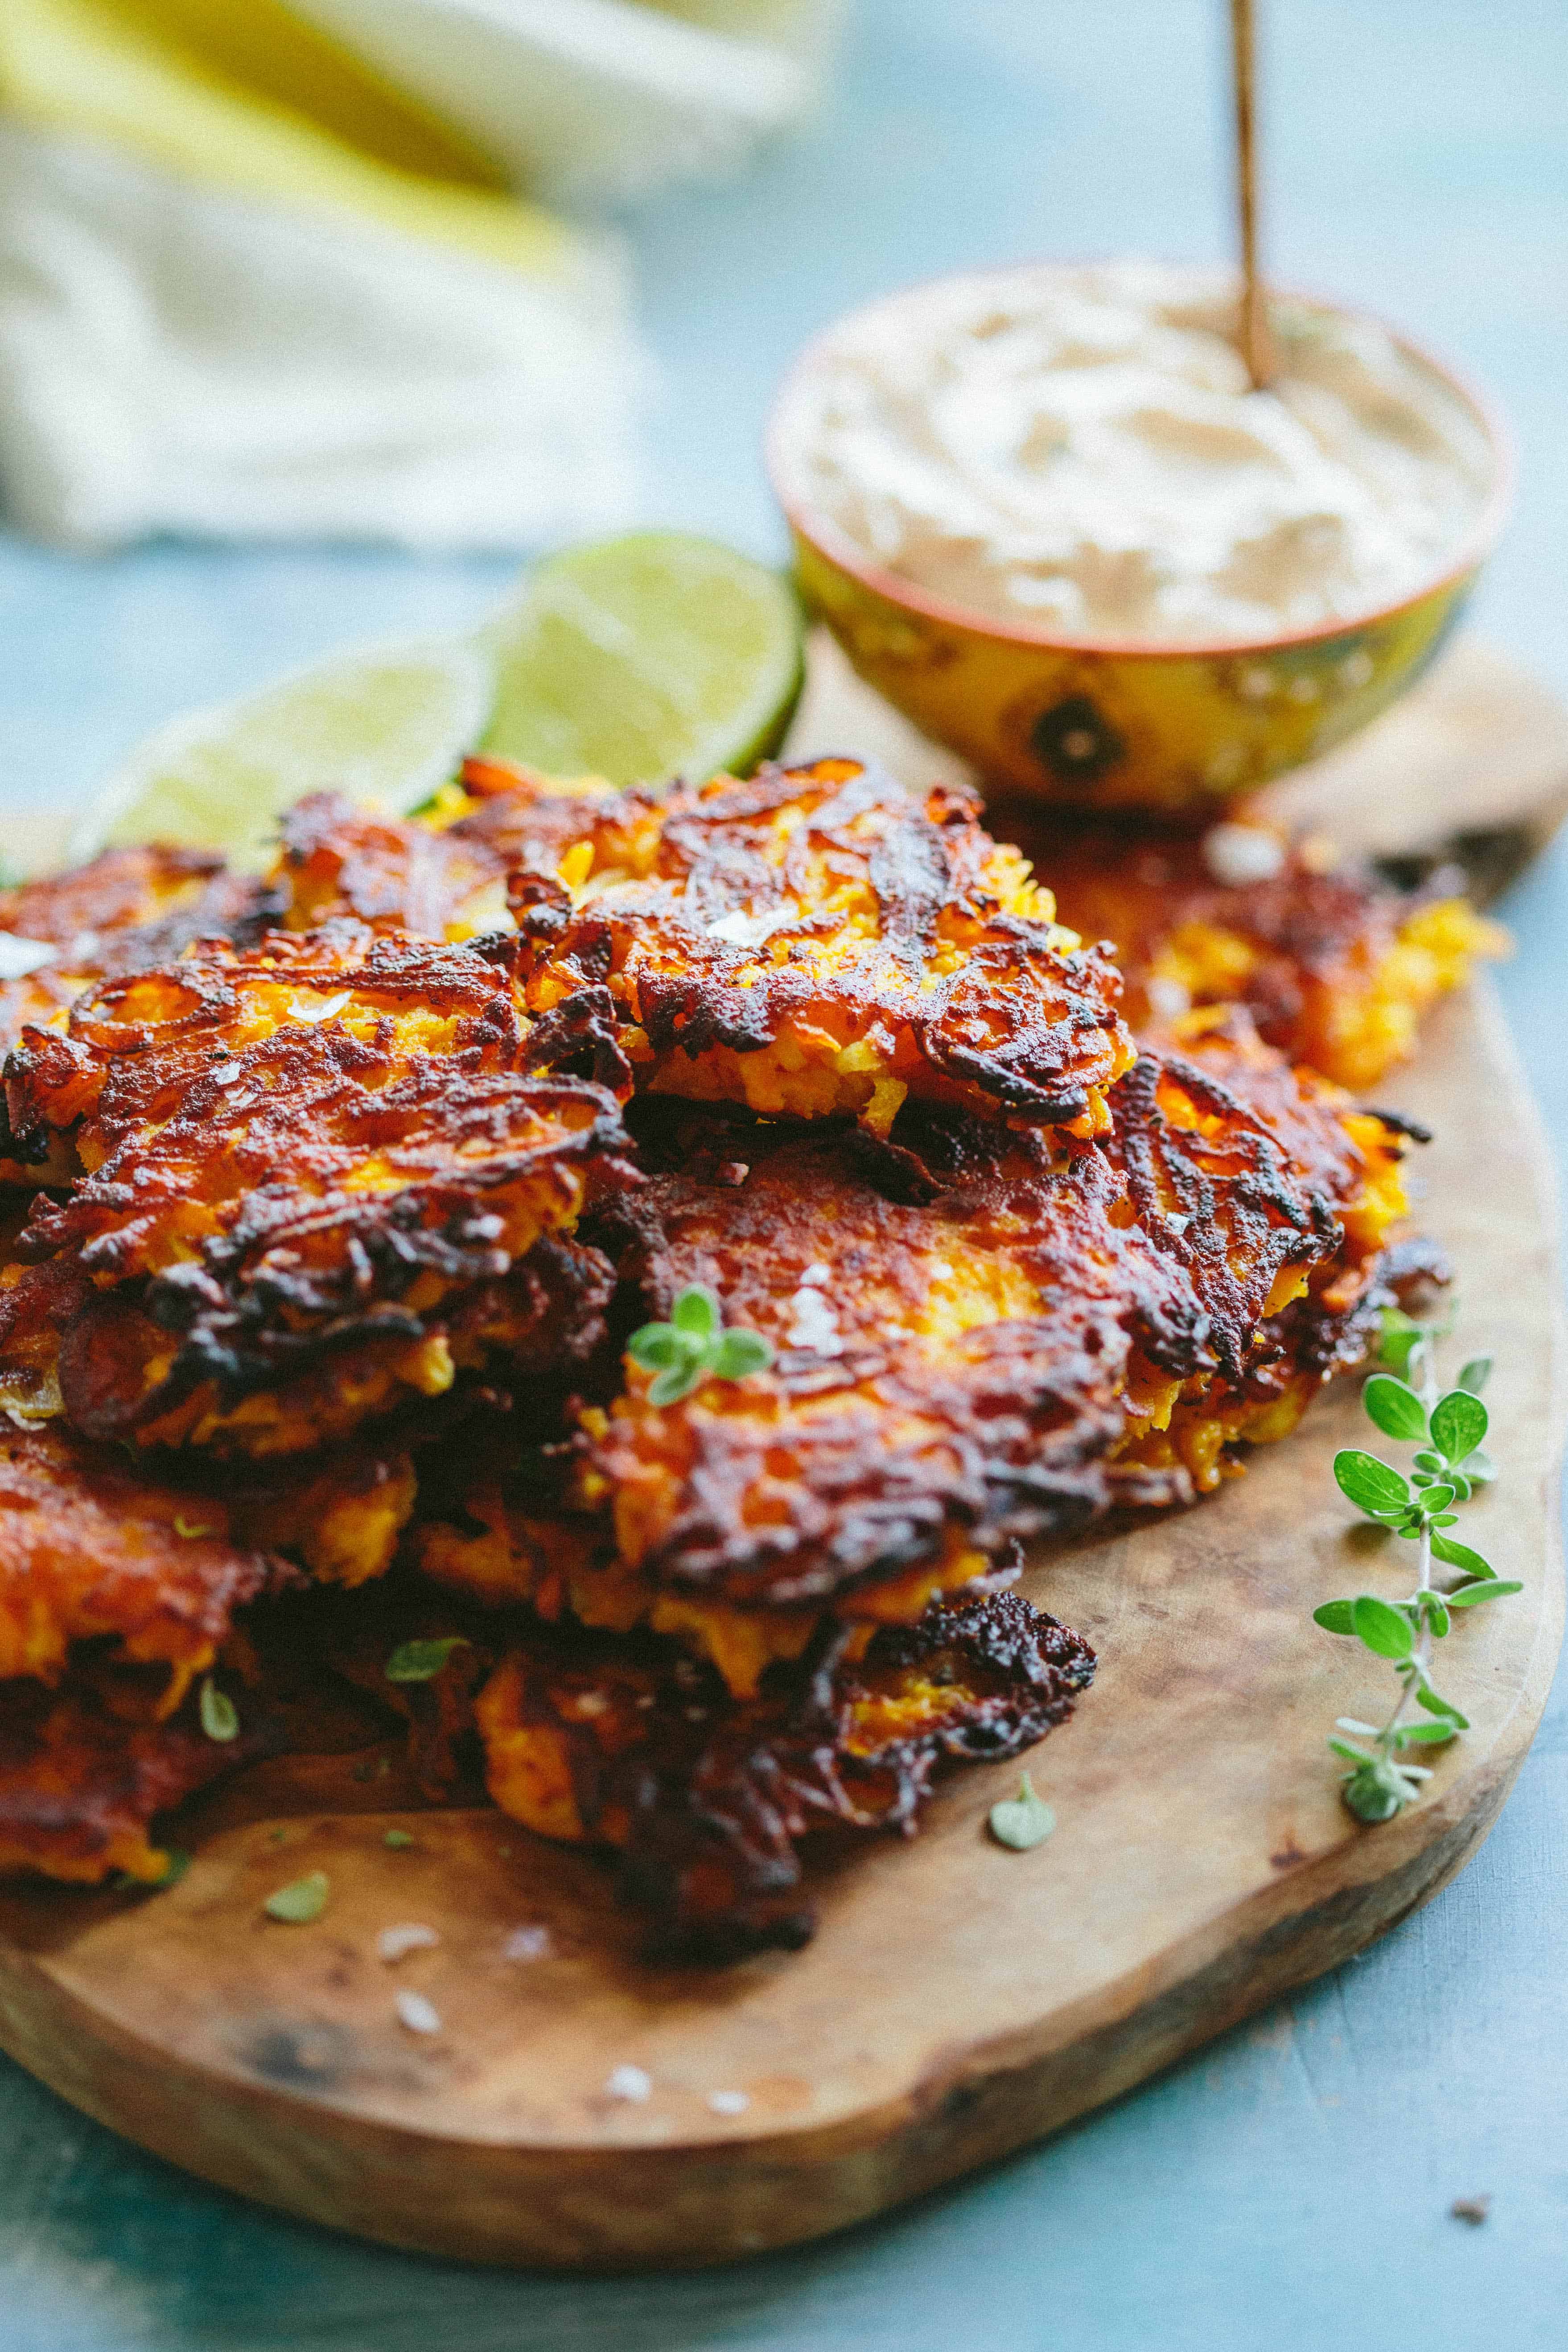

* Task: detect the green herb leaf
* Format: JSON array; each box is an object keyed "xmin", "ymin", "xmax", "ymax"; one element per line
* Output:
[
  {"xmin": 1313, "ymin": 1599, "xmax": 1357, "ymax": 1635},
  {"xmin": 384, "ymin": 1829, "xmax": 416, "ymax": 1849},
  {"xmin": 173, "ymin": 1516, "xmax": 217, "ymax": 1539},
  {"xmin": 1334, "ymin": 1451, "xmax": 1413, "ymax": 1520},
  {"xmin": 1457, "ymin": 1357, "xmax": 1492, "ymax": 1396},
  {"xmin": 671, "ymin": 1284, "xmax": 720, "ymax": 1338},
  {"xmin": 1417, "ymin": 1686, "xmax": 1469, "ymax": 1727},
  {"xmin": 1392, "ymin": 1718, "xmax": 1460, "ymax": 1746},
  {"xmin": 649, "ymin": 1361, "xmax": 704, "ymax": 1407},
  {"xmin": 1362, "ymin": 1375, "xmax": 1429, "ymax": 1444},
  {"xmin": 385, "ymin": 1636, "xmax": 470, "ymax": 1683},
  {"xmin": 627, "ymin": 1286, "xmax": 772, "ymax": 1405},
  {"xmin": 1377, "ymin": 1310, "xmax": 1424, "ymax": 1380},
  {"xmin": 199, "ymin": 1676, "xmax": 239, "ymax": 1742},
  {"xmin": 1412, "ymin": 1450, "xmax": 1445, "ymax": 1473},
  {"xmin": 625, "ymin": 1323, "xmax": 685, "ymax": 1371},
  {"xmin": 1445, "ymin": 1579, "xmax": 1523, "ymax": 1609},
  {"xmin": 1431, "ymin": 1389, "xmax": 1488, "ymax": 1467},
  {"xmin": 1351, "ymin": 1594, "xmax": 1415, "ymax": 1660},
  {"xmin": 1420, "ymin": 1593, "xmax": 1452, "ymax": 1639},
  {"xmin": 1416, "ymin": 1484, "xmax": 1456, "ymax": 1515},
  {"xmin": 1328, "ymin": 1736, "xmax": 1374, "ymax": 1762},
  {"xmin": 1462, "ymin": 1446, "xmax": 1498, "ymax": 1485},
  {"xmin": 1341, "ymin": 1759, "xmax": 1409, "ymax": 1823},
  {"xmin": 710, "ymin": 1327, "xmax": 774, "ymax": 1381},
  {"xmin": 988, "ymin": 1771, "xmax": 1056, "ymax": 1850},
  {"xmin": 1430, "ymin": 1534, "xmax": 1494, "ymax": 1579},
  {"xmin": 1334, "ymin": 1718, "xmax": 1382, "ymax": 1737},
  {"xmin": 264, "ymin": 1870, "xmax": 329, "ymax": 1924}
]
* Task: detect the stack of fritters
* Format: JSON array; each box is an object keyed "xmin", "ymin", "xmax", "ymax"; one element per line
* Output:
[{"xmin": 0, "ymin": 754, "xmax": 1480, "ymax": 1954}]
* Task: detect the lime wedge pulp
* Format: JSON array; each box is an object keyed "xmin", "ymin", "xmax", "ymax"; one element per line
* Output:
[
  {"xmin": 66, "ymin": 533, "xmax": 805, "ymax": 871},
  {"xmin": 479, "ymin": 533, "xmax": 804, "ymax": 785},
  {"xmin": 70, "ymin": 638, "xmax": 496, "ymax": 872}
]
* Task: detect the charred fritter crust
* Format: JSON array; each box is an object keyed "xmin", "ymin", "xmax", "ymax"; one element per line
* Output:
[
  {"xmin": 271, "ymin": 791, "xmax": 510, "ymax": 941},
  {"xmin": 0, "ymin": 1421, "xmax": 289, "ymax": 1710},
  {"xmin": 1006, "ymin": 814, "xmax": 1505, "ymax": 1090},
  {"xmin": 568, "ymin": 1049, "xmax": 1409, "ymax": 1609},
  {"xmin": 477, "ymin": 1590, "xmax": 1095, "ymax": 1960},
  {"xmin": 0, "ymin": 925, "xmax": 628, "ymax": 1455},
  {"xmin": 0, "ymin": 1676, "xmax": 270, "ymax": 1885},
  {"xmin": 466, "ymin": 753, "xmax": 1133, "ymax": 1135},
  {"xmin": 0, "ymin": 843, "xmax": 276, "ymax": 1177}
]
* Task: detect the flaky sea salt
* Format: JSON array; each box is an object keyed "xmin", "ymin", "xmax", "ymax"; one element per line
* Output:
[
  {"xmin": 377, "ymin": 1923, "xmax": 440, "ymax": 1964},
  {"xmin": 394, "ymin": 1989, "xmax": 443, "ymax": 2035},
  {"xmin": 604, "ymin": 2065, "xmax": 651, "ymax": 2103}
]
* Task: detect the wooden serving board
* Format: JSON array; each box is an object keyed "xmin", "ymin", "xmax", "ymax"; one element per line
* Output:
[{"xmin": 0, "ymin": 648, "xmax": 1562, "ymax": 2270}]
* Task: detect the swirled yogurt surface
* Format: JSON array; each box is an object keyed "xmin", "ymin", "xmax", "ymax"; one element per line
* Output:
[{"xmin": 773, "ymin": 261, "xmax": 1494, "ymax": 646}]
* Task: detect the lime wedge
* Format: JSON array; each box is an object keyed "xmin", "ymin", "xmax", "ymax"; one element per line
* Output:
[
  {"xmin": 479, "ymin": 533, "xmax": 804, "ymax": 785},
  {"xmin": 70, "ymin": 638, "xmax": 495, "ymax": 872}
]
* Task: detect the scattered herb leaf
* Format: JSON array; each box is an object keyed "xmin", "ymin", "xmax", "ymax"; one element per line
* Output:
[
  {"xmin": 988, "ymin": 1771, "xmax": 1056, "ymax": 1851},
  {"xmin": 198, "ymin": 1677, "xmax": 239, "ymax": 1742},
  {"xmin": 263, "ymin": 1870, "xmax": 330, "ymax": 1924},
  {"xmin": 384, "ymin": 1829, "xmax": 416, "ymax": 1849},
  {"xmin": 385, "ymin": 1636, "xmax": 469, "ymax": 1683}
]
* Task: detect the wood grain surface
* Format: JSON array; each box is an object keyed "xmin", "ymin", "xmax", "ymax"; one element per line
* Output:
[{"xmin": 0, "ymin": 651, "xmax": 1560, "ymax": 2270}]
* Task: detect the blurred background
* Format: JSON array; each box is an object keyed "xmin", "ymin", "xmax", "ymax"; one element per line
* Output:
[{"xmin": 2, "ymin": 0, "xmax": 1564, "ymax": 814}]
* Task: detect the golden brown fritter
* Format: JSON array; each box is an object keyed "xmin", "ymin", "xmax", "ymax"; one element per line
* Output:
[
  {"xmin": 1003, "ymin": 813, "xmax": 1506, "ymax": 1090},
  {"xmin": 0, "ymin": 843, "xmax": 276, "ymax": 1177},
  {"xmin": 263, "ymin": 758, "xmax": 1136, "ymax": 1135},
  {"xmin": 0, "ymin": 1675, "xmax": 269, "ymax": 1885},
  {"xmin": 461, "ymin": 753, "xmax": 1134, "ymax": 1136},
  {"xmin": 477, "ymin": 1590, "xmax": 1095, "ymax": 1960},
  {"xmin": 270, "ymin": 791, "xmax": 510, "ymax": 941},
  {"xmin": 564, "ymin": 1044, "xmax": 1411, "ymax": 1612},
  {"xmin": 0, "ymin": 1421, "xmax": 288, "ymax": 1711},
  {"xmin": 0, "ymin": 924, "xmax": 628, "ymax": 1455}
]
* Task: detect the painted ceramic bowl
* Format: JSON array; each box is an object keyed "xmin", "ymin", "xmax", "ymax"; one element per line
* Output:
[{"xmin": 766, "ymin": 270, "xmax": 1512, "ymax": 822}]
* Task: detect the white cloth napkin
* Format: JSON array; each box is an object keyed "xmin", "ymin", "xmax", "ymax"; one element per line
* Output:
[
  {"xmin": 291, "ymin": 0, "xmax": 843, "ymax": 204},
  {"xmin": 0, "ymin": 0, "xmax": 840, "ymax": 552}
]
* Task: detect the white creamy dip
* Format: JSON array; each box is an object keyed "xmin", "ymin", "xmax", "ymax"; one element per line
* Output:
[{"xmin": 773, "ymin": 261, "xmax": 1494, "ymax": 646}]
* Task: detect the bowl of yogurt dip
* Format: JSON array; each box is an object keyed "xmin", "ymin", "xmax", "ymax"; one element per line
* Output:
[{"xmin": 766, "ymin": 260, "xmax": 1510, "ymax": 817}]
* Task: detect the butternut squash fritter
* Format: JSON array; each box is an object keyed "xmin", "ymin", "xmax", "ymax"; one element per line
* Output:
[
  {"xmin": 565, "ymin": 1039, "xmax": 1411, "ymax": 1612},
  {"xmin": 476, "ymin": 1590, "xmax": 1095, "ymax": 1960},
  {"xmin": 0, "ymin": 923, "xmax": 628, "ymax": 1455},
  {"xmin": 0, "ymin": 1421, "xmax": 288, "ymax": 1711},
  {"xmin": 1006, "ymin": 815, "xmax": 1505, "ymax": 1091},
  {"xmin": 0, "ymin": 843, "xmax": 276, "ymax": 1178},
  {"xmin": 467, "ymin": 754, "xmax": 1136, "ymax": 1136},
  {"xmin": 0, "ymin": 1675, "xmax": 269, "ymax": 1885},
  {"xmin": 262, "ymin": 760, "xmax": 1136, "ymax": 1136},
  {"xmin": 272, "ymin": 791, "xmax": 510, "ymax": 941}
]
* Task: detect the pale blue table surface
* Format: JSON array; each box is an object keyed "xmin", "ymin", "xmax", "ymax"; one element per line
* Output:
[{"xmin": 1, "ymin": 5, "xmax": 1566, "ymax": 2347}]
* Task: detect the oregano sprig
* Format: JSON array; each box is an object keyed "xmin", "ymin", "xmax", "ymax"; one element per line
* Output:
[
  {"xmin": 1314, "ymin": 1308, "xmax": 1520, "ymax": 1823},
  {"xmin": 626, "ymin": 1284, "xmax": 773, "ymax": 1406}
]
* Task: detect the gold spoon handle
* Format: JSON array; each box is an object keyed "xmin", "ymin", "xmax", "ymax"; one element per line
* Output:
[{"xmin": 1231, "ymin": 0, "xmax": 1274, "ymax": 389}]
